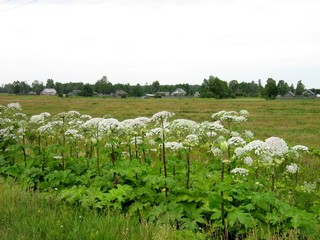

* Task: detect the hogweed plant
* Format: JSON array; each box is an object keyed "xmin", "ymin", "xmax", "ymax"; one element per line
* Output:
[{"xmin": 0, "ymin": 103, "xmax": 319, "ymax": 239}]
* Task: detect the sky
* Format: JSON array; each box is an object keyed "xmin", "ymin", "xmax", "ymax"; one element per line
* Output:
[{"xmin": 0, "ymin": 0, "xmax": 319, "ymax": 88}]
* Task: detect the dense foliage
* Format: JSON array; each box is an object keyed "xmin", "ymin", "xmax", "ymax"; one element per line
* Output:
[{"xmin": 1, "ymin": 103, "xmax": 319, "ymax": 239}]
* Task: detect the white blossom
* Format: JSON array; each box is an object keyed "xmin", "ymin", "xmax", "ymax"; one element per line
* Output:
[
  {"xmin": 265, "ymin": 137, "xmax": 289, "ymax": 156},
  {"xmin": 286, "ymin": 163, "xmax": 299, "ymax": 174},
  {"xmin": 291, "ymin": 145, "xmax": 309, "ymax": 152},
  {"xmin": 230, "ymin": 167, "xmax": 249, "ymax": 176},
  {"xmin": 243, "ymin": 156, "xmax": 254, "ymax": 166},
  {"xmin": 151, "ymin": 111, "xmax": 175, "ymax": 124},
  {"xmin": 7, "ymin": 102, "xmax": 21, "ymax": 110},
  {"xmin": 164, "ymin": 142, "xmax": 184, "ymax": 151},
  {"xmin": 184, "ymin": 134, "xmax": 199, "ymax": 147},
  {"xmin": 211, "ymin": 147, "xmax": 223, "ymax": 158},
  {"xmin": 30, "ymin": 114, "xmax": 45, "ymax": 124},
  {"xmin": 227, "ymin": 136, "xmax": 246, "ymax": 147}
]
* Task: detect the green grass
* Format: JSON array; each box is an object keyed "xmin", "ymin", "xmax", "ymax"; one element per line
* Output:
[
  {"xmin": 1, "ymin": 95, "xmax": 320, "ymax": 239},
  {"xmin": 1, "ymin": 95, "xmax": 320, "ymax": 148},
  {"xmin": 0, "ymin": 178, "xmax": 180, "ymax": 240}
]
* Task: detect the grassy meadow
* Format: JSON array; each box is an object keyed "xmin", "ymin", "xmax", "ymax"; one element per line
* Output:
[
  {"xmin": 1, "ymin": 94, "xmax": 320, "ymax": 148},
  {"xmin": 1, "ymin": 95, "xmax": 320, "ymax": 239}
]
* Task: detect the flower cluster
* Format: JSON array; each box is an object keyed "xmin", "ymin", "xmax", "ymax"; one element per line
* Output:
[
  {"xmin": 230, "ymin": 167, "xmax": 249, "ymax": 176},
  {"xmin": 286, "ymin": 163, "xmax": 299, "ymax": 174}
]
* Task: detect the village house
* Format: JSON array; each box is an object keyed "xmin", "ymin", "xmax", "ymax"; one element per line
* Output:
[
  {"xmin": 40, "ymin": 88, "xmax": 57, "ymax": 95},
  {"xmin": 171, "ymin": 88, "xmax": 186, "ymax": 96}
]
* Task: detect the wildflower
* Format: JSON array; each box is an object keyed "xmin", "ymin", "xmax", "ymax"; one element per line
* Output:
[
  {"xmin": 200, "ymin": 121, "xmax": 228, "ymax": 134},
  {"xmin": 234, "ymin": 147, "xmax": 246, "ymax": 157},
  {"xmin": 265, "ymin": 137, "xmax": 289, "ymax": 156},
  {"xmin": 80, "ymin": 114, "xmax": 92, "ymax": 120},
  {"xmin": 30, "ymin": 114, "xmax": 45, "ymax": 124},
  {"xmin": 13, "ymin": 113, "xmax": 27, "ymax": 119},
  {"xmin": 244, "ymin": 130, "xmax": 254, "ymax": 139},
  {"xmin": 184, "ymin": 134, "xmax": 199, "ymax": 147},
  {"xmin": 7, "ymin": 102, "xmax": 22, "ymax": 110},
  {"xmin": 230, "ymin": 131, "xmax": 240, "ymax": 137},
  {"xmin": 151, "ymin": 111, "xmax": 174, "ymax": 125},
  {"xmin": 243, "ymin": 156, "xmax": 254, "ymax": 166},
  {"xmin": 291, "ymin": 145, "xmax": 309, "ymax": 152},
  {"xmin": 239, "ymin": 110, "xmax": 249, "ymax": 117},
  {"xmin": 40, "ymin": 112, "xmax": 51, "ymax": 118},
  {"xmin": 286, "ymin": 163, "xmax": 299, "ymax": 174},
  {"xmin": 170, "ymin": 119, "xmax": 199, "ymax": 133},
  {"xmin": 164, "ymin": 142, "xmax": 184, "ymax": 151},
  {"xmin": 66, "ymin": 110, "xmax": 81, "ymax": 119},
  {"xmin": 38, "ymin": 123, "xmax": 54, "ymax": 135},
  {"xmin": 301, "ymin": 181, "xmax": 316, "ymax": 193},
  {"xmin": 211, "ymin": 111, "xmax": 227, "ymax": 120},
  {"xmin": 227, "ymin": 136, "xmax": 246, "ymax": 147},
  {"xmin": 65, "ymin": 129, "xmax": 85, "ymax": 141},
  {"xmin": 211, "ymin": 147, "xmax": 223, "ymax": 158},
  {"xmin": 244, "ymin": 140, "xmax": 270, "ymax": 156},
  {"xmin": 230, "ymin": 167, "xmax": 249, "ymax": 176}
]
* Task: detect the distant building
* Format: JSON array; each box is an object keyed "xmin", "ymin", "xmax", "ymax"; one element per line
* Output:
[
  {"xmin": 193, "ymin": 91, "xmax": 200, "ymax": 97},
  {"xmin": 302, "ymin": 89, "xmax": 315, "ymax": 97},
  {"xmin": 283, "ymin": 91, "xmax": 295, "ymax": 98},
  {"xmin": 171, "ymin": 88, "xmax": 186, "ymax": 96},
  {"xmin": 114, "ymin": 90, "xmax": 128, "ymax": 98},
  {"xmin": 41, "ymin": 88, "xmax": 57, "ymax": 95}
]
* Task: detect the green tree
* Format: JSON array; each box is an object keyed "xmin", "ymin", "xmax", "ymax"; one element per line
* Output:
[
  {"xmin": 229, "ymin": 80, "xmax": 239, "ymax": 97},
  {"xmin": 295, "ymin": 80, "xmax": 305, "ymax": 96},
  {"xmin": 200, "ymin": 76, "xmax": 230, "ymax": 99},
  {"xmin": 265, "ymin": 78, "xmax": 278, "ymax": 99},
  {"xmin": 80, "ymin": 83, "xmax": 93, "ymax": 97},
  {"xmin": 277, "ymin": 80, "xmax": 290, "ymax": 96},
  {"xmin": 132, "ymin": 84, "xmax": 143, "ymax": 97},
  {"xmin": 32, "ymin": 80, "xmax": 44, "ymax": 95},
  {"xmin": 151, "ymin": 81, "xmax": 160, "ymax": 93},
  {"xmin": 94, "ymin": 76, "xmax": 113, "ymax": 94},
  {"xmin": 46, "ymin": 79, "xmax": 55, "ymax": 88}
]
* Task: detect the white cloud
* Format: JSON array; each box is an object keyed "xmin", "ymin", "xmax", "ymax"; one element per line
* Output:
[{"xmin": 0, "ymin": 0, "xmax": 319, "ymax": 88}]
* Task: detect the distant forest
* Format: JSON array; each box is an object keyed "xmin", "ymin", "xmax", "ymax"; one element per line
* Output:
[{"xmin": 1, "ymin": 76, "xmax": 319, "ymax": 99}]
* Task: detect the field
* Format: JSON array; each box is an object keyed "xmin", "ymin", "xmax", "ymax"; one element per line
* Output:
[
  {"xmin": 1, "ymin": 95, "xmax": 320, "ymax": 239},
  {"xmin": 1, "ymin": 95, "xmax": 320, "ymax": 148}
]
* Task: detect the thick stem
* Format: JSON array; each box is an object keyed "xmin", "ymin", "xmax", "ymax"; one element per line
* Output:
[
  {"xmin": 221, "ymin": 161, "xmax": 227, "ymax": 239},
  {"xmin": 186, "ymin": 147, "xmax": 190, "ymax": 189},
  {"xmin": 96, "ymin": 143, "xmax": 100, "ymax": 175}
]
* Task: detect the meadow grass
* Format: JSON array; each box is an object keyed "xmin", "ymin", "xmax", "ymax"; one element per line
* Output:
[
  {"xmin": 0, "ymin": 178, "xmax": 180, "ymax": 240},
  {"xmin": 1, "ymin": 95, "xmax": 320, "ymax": 148},
  {"xmin": 1, "ymin": 95, "xmax": 320, "ymax": 239}
]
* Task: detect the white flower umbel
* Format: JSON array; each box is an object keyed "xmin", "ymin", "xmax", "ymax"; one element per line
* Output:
[
  {"xmin": 227, "ymin": 136, "xmax": 246, "ymax": 147},
  {"xmin": 212, "ymin": 110, "xmax": 248, "ymax": 123},
  {"xmin": 230, "ymin": 167, "xmax": 249, "ymax": 176},
  {"xmin": 164, "ymin": 141, "xmax": 184, "ymax": 151},
  {"xmin": 170, "ymin": 119, "xmax": 199, "ymax": 133},
  {"xmin": 265, "ymin": 137, "xmax": 289, "ymax": 156},
  {"xmin": 291, "ymin": 145, "xmax": 309, "ymax": 152},
  {"xmin": 244, "ymin": 140, "xmax": 270, "ymax": 156},
  {"xmin": 211, "ymin": 147, "xmax": 223, "ymax": 158},
  {"xmin": 65, "ymin": 129, "xmax": 85, "ymax": 141},
  {"xmin": 151, "ymin": 111, "xmax": 174, "ymax": 125},
  {"xmin": 243, "ymin": 156, "xmax": 254, "ymax": 166},
  {"xmin": 184, "ymin": 134, "xmax": 199, "ymax": 147},
  {"xmin": 30, "ymin": 114, "xmax": 45, "ymax": 124},
  {"xmin": 239, "ymin": 110, "xmax": 249, "ymax": 117},
  {"xmin": 286, "ymin": 163, "xmax": 299, "ymax": 174},
  {"xmin": 7, "ymin": 102, "xmax": 22, "ymax": 111}
]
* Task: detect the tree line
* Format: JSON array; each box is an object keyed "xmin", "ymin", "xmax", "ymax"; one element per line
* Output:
[{"xmin": 0, "ymin": 76, "xmax": 318, "ymax": 99}]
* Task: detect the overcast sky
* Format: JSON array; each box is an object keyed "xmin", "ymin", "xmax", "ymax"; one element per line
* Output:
[{"xmin": 0, "ymin": 0, "xmax": 319, "ymax": 88}]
